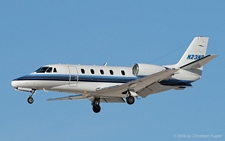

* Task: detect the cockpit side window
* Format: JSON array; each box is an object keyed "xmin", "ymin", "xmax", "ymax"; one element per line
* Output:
[
  {"xmin": 53, "ymin": 68, "xmax": 57, "ymax": 73},
  {"xmin": 35, "ymin": 67, "xmax": 49, "ymax": 73},
  {"xmin": 46, "ymin": 67, "xmax": 53, "ymax": 73}
]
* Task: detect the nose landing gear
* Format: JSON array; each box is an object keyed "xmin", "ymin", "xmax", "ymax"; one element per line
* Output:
[
  {"xmin": 27, "ymin": 96, "xmax": 34, "ymax": 104},
  {"xmin": 27, "ymin": 90, "xmax": 36, "ymax": 104}
]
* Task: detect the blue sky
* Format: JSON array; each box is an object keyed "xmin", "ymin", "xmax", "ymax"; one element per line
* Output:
[{"xmin": 0, "ymin": 1, "xmax": 224, "ymax": 140}]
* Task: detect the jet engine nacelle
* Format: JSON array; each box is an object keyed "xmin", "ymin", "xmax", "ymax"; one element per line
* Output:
[{"xmin": 132, "ymin": 63, "xmax": 166, "ymax": 76}]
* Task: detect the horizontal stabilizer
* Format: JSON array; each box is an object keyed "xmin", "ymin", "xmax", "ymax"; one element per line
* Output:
[{"xmin": 180, "ymin": 54, "xmax": 217, "ymax": 69}]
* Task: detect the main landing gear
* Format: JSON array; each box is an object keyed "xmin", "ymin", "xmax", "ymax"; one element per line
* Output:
[
  {"xmin": 126, "ymin": 96, "xmax": 135, "ymax": 105},
  {"xmin": 91, "ymin": 95, "xmax": 135, "ymax": 113},
  {"xmin": 124, "ymin": 90, "xmax": 136, "ymax": 105},
  {"xmin": 92, "ymin": 97, "xmax": 101, "ymax": 113},
  {"xmin": 27, "ymin": 90, "xmax": 36, "ymax": 104}
]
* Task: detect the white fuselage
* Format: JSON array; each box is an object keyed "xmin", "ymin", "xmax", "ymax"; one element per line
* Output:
[{"xmin": 11, "ymin": 63, "xmax": 200, "ymax": 98}]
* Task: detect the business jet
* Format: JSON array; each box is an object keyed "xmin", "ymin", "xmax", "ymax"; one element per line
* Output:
[{"xmin": 11, "ymin": 37, "xmax": 217, "ymax": 113}]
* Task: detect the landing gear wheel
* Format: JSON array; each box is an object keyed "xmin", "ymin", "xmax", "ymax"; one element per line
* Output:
[
  {"xmin": 27, "ymin": 89, "xmax": 36, "ymax": 104},
  {"xmin": 27, "ymin": 97, "xmax": 34, "ymax": 104},
  {"xmin": 93, "ymin": 105, "xmax": 101, "ymax": 113},
  {"xmin": 126, "ymin": 96, "xmax": 135, "ymax": 105}
]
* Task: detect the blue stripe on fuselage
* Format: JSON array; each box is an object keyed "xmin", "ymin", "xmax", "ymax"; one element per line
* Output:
[
  {"xmin": 13, "ymin": 74, "xmax": 193, "ymax": 85},
  {"xmin": 14, "ymin": 74, "xmax": 137, "ymax": 83},
  {"xmin": 78, "ymin": 75, "xmax": 136, "ymax": 83},
  {"xmin": 14, "ymin": 74, "xmax": 70, "ymax": 81}
]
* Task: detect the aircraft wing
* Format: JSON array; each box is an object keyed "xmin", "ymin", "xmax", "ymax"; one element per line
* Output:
[
  {"xmin": 180, "ymin": 54, "xmax": 217, "ymax": 69},
  {"xmin": 47, "ymin": 94, "xmax": 88, "ymax": 101},
  {"xmin": 47, "ymin": 69, "xmax": 178, "ymax": 101},
  {"xmin": 95, "ymin": 97, "xmax": 125, "ymax": 103},
  {"xmin": 47, "ymin": 94, "xmax": 125, "ymax": 103},
  {"xmin": 97, "ymin": 68, "xmax": 179, "ymax": 96}
]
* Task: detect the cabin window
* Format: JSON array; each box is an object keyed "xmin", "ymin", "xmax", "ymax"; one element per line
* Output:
[
  {"xmin": 46, "ymin": 67, "xmax": 53, "ymax": 73},
  {"xmin": 110, "ymin": 70, "xmax": 114, "ymax": 75},
  {"xmin": 91, "ymin": 69, "xmax": 95, "ymax": 74},
  {"xmin": 53, "ymin": 68, "xmax": 57, "ymax": 73},
  {"xmin": 100, "ymin": 69, "xmax": 104, "ymax": 75},
  {"xmin": 121, "ymin": 70, "xmax": 125, "ymax": 75},
  {"xmin": 81, "ymin": 69, "xmax": 85, "ymax": 74}
]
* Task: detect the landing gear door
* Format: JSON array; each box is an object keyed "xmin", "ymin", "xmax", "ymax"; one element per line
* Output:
[{"xmin": 68, "ymin": 66, "xmax": 78, "ymax": 87}]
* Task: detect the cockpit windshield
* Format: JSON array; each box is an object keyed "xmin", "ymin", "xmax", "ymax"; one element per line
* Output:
[
  {"xmin": 35, "ymin": 67, "xmax": 57, "ymax": 73},
  {"xmin": 35, "ymin": 67, "xmax": 49, "ymax": 73},
  {"xmin": 46, "ymin": 67, "xmax": 52, "ymax": 73}
]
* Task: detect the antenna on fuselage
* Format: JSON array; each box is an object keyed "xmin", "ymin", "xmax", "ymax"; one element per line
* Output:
[{"xmin": 103, "ymin": 62, "xmax": 107, "ymax": 66}]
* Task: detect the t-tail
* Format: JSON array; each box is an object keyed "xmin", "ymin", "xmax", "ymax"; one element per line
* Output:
[{"xmin": 174, "ymin": 36, "xmax": 217, "ymax": 77}]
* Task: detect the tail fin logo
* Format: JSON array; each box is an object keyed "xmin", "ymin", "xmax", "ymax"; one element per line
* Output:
[{"xmin": 187, "ymin": 54, "xmax": 204, "ymax": 60}]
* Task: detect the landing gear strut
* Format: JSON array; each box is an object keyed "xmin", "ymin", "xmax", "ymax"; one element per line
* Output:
[
  {"xmin": 92, "ymin": 97, "xmax": 101, "ymax": 113},
  {"xmin": 27, "ymin": 90, "xmax": 36, "ymax": 104}
]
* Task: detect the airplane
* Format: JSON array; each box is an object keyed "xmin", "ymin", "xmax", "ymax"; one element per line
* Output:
[{"xmin": 11, "ymin": 37, "xmax": 217, "ymax": 113}]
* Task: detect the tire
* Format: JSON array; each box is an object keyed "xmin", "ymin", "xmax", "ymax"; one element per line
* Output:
[
  {"xmin": 27, "ymin": 97, "xmax": 34, "ymax": 104},
  {"xmin": 92, "ymin": 105, "xmax": 101, "ymax": 113},
  {"xmin": 126, "ymin": 96, "xmax": 135, "ymax": 105}
]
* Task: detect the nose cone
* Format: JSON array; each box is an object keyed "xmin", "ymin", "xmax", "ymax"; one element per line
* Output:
[{"xmin": 11, "ymin": 80, "xmax": 18, "ymax": 88}]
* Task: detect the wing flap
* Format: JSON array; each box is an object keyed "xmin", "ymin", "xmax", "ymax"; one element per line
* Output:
[
  {"xmin": 47, "ymin": 94, "xmax": 125, "ymax": 103},
  {"xmin": 100, "ymin": 97, "xmax": 125, "ymax": 103},
  {"xmin": 47, "ymin": 94, "xmax": 89, "ymax": 101},
  {"xmin": 137, "ymin": 83, "xmax": 163, "ymax": 98}
]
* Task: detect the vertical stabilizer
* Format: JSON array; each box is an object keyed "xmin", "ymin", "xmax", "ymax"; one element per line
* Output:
[{"xmin": 176, "ymin": 37, "xmax": 209, "ymax": 68}]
